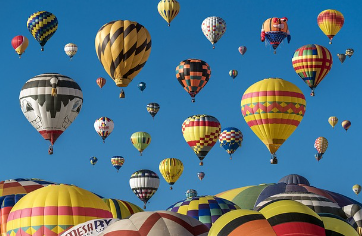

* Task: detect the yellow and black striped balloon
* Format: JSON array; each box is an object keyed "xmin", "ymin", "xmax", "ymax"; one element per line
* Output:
[{"xmin": 95, "ymin": 20, "xmax": 152, "ymax": 87}]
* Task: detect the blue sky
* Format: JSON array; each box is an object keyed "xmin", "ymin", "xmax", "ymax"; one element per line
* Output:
[{"xmin": 2, "ymin": 0, "xmax": 361, "ymax": 211}]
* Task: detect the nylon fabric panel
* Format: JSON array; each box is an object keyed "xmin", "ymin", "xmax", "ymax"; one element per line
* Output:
[{"xmin": 321, "ymin": 214, "xmax": 359, "ymax": 236}]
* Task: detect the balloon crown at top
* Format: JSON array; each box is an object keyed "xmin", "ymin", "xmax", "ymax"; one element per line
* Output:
[{"xmin": 278, "ymin": 174, "xmax": 310, "ymax": 186}]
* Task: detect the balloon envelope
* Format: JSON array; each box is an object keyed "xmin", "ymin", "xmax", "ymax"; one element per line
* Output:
[
  {"xmin": 11, "ymin": 36, "xmax": 28, "ymax": 58},
  {"xmin": 201, "ymin": 16, "xmax": 226, "ymax": 48},
  {"xmin": 317, "ymin": 9, "xmax": 344, "ymax": 44},
  {"xmin": 157, "ymin": 0, "xmax": 180, "ymax": 26}
]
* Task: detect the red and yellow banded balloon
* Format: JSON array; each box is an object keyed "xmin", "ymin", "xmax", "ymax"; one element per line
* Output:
[
  {"xmin": 317, "ymin": 9, "xmax": 344, "ymax": 44},
  {"xmin": 241, "ymin": 78, "xmax": 306, "ymax": 162}
]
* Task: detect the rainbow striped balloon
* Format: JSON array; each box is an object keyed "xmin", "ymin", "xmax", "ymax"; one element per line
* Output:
[
  {"xmin": 241, "ymin": 78, "xmax": 306, "ymax": 162},
  {"xmin": 292, "ymin": 44, "xmax": 332, "ymax": 96}
]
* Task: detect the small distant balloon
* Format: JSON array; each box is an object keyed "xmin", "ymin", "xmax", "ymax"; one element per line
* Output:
[
  {"xmin": 131, "ymin": 132, "xmax": 151, "ymax": 156},
  {"xmin": 11, "ymin": 36, "xmax": 29, "ymax": 58},
  {"xmin": 314, "ymin": 137, "xmax": 328, "ymax": 161},
  {"xmin": 94, "ymin": 117, "xmax": 114, "ymax": 143},
  {"xmin": 337, "ymin": 54, "xmax": 346, "ymax": 64},
  {"xmin": 146, "ymin": 103, "xmax": 160, "ymax": 119},
  {"xmin": 138, "ymin": 82, "xmax": 146, "ymax": 92},
  {"xmin": 229, "ymin": 70, "xmax": 238, "ymax": 79},
  {"xmin": 96, "ymin": 77, "xmax": 106, "ymax": 89},
  {"xmin": 111, "ymin": 156, "xmax": 125, "ymax": 172},
  {"xmin": 201, "ymin": 16, "xmax": 226, "ymax": 49},
  {"xmin": 197, "ymin": 172, "xmax": 205, "ymax": 181},
  {"xmin": 238, "ymin": 46, "xmax": 247, "ymax": 55},
  {"xmin": 328, "ymin": 116, "xmax": 338, "ymax": 128},
  {"xmin": 186, "ymin": 189, "xmax": 197, "ymax": 199},
  {"xmin": 342, "ymin": 120, "xmax": 351, "ymax": 131},
  {"xmin": 64, "ymin": 43, "xmax": 78, "ymax": 60},
  {"xmin": 90, "ymin": 157, "xmax": 98, "ymax": 165},
  {"xmin": 157, "ymin": 0, "xmax": 180, "ymax": 26},
  {"xmin": 353, "ymin": 184, "xmax": 361, "ymax": 195},
  {"xmin": 346, "ymin": 49, "xmax": 354, "ymax": 58}
]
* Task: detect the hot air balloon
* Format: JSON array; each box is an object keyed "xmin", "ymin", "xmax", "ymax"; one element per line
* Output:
[
  {"xmin": 197, "ymin": 172, "xmax": 205, "ymax": 181},
  {"xmin": 96, "ymin": 77, "xmax": 106, "ymax": 89},
  {"xmin": 100, "ymin": 211, "xmax": 209, "ymax": 236},
  {"xmin": 27, "ymin": 11, "xmax": 58, "ymax": 51},
  {"xmin": 90, "ymin": 156, "xmax": 98, "ymax": 165},
  {"xmin": 219, "ymin": 127, "xmax": 243, "ymax": 159},
  {"xmin": 138, "ymin": 82, "xmax": 146, "ymax": 92},
  {"xmin": 328, "ymin": 116, "xmax": 338, "ymax": 128},
  {"xmin": 157, "ymin": 0, "xmax": 180, "ymax": 26},
  {"xmin": 64, "ymin": 43, "xmax": 78, "ymax": 60},
  {"xmin": 0, "ymin": 178, "xmax": 56, "ymax": 197},
  {"xmin": 353, "ymin": 185, "xmax": 361, "ymax": 195},
  {"xmin": 94, "ymin": 117, "xmax": 114, "ymax": 143},
  {"xmin": 95, "ymin": 20, "xmax": 151, "ymax": 97},
  {"xmin": 261, "ymin": 17, "xmax": 291, "ymax": 53},
  {"xmin": 176, "ymin": 59, "xmax": 211, "ymax": 102},
  {"xmin": 129, "ymin": 169, "xmax": 159, "ymax": 209},
  {"xmin": 11, "ymin": 36, "xmax": 29, "ymax": 58},
  {"xmin": 317, "ymin": 10, "xmax": 344, "ymax": 44},
  {"xmin": 6, "ymin": 185, "xmax": 112, "ymax": 236},
  {"xmin": 346, "ymin": 49, "xmax": 354, "ymax": 58},
  {"xmin": 130, "ymin": 132, "xmax": 151, "ymax": 156},
  {"xmin": 19, "ymin": 73, "xmax": 83, "ymax": 154},
  {"xmin": 229, "ymin": 70, "xmax": 238, "ymax": 80},
  {"xmin": 146, "ymin": 103, "xmax": 160, "ymax": 119},
  {"xmin": 241, "ymin": 78, "xmax": 306, "ymax": 163},
  {"xmin": 201, "ymin": 16, "xmax": 226, "ymax": 49},
  {"xmin": 342, "ymin": 120, "xmax": 351, "ymax": 131},
  {"xmin": 159, "ymin": 158, "xmax": 184, "ymax": 190},
  {"xmin": 0, "ymin": 194, "xmax": 25, "ymax": 236},
  {"xmin": 182, "ymin": 114, "xmax": 221, "ymax": 166},
  {"xmin": 111, "ymin": 156, "xmax": 124, "ymax": 172},
  {"xmin": 320, "ymin": 213, "xmax": 359, "ymax": 236},
  {"xmin": 338, "ymin": 54, "xmax": 347, "ymax": 63},
  {"xmin": 238, "ymin": 46, "xmax": 247, "ymax": 55},
  {"xmin": 185, "ymin": 189, "xmax": 197, "ymax": 199},
  {"xmin": 314, "ymin": 137, "xmax": 328, "ymax": 161},
  {"xmin": 292, "ymin": 44, "xmax": 333, "ymax": 96},
  {"xmin": 102, "ymin": 198, "xmax": 143, "ymax": 219},
  {"xmin": 166, "ymin": 195, "xmax": 239, "ymax": 228}
]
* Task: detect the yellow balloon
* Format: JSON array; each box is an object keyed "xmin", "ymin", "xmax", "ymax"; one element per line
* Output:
[
  {"xmin": 95, "ymin": 20, "xmax": 152, "ymax": 87},
  {"xmin": 317, "ymin": 9, "xmax": 344, "ymax": 44},
  {"xmin": 159, "ymin": 158, "xmax": 184, "ymax": 190},
  {"xmin": 157, "ymin": 0, "xmax": 180, "ymax": 26},
  {"xmin": 241, "ymin": 78, "xmax": 306, "ymax": 162},
  {"xmin": 328, "ymin": 116, "xmax": 338, "ymax": 128}
]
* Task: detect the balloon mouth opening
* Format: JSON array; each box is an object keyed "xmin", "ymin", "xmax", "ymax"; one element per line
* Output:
[{"xmin": 114, "ymin": 78, "xmax": 131, "ymax": 87}]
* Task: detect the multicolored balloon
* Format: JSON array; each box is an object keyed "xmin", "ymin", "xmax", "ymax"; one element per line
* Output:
[
  {"xmin": 102, "ymin": 198, "xmax": 143, "ymax": 219},
  {"xmin": 96, "ymin": 77, "xmax": 106, "ymax": 89},
  {"xmin": 129, "ymin": 169, "xmax": 160, "ymax": 209},
  {"xmin": 337, "ymin": 53, "xmax": 346, "ymax": 63},
  {"xmin": 197, "ymin": 172, "xmax": 205, "ymax": 181},
  {"xmin": 0, "ymin": 178, "xmax": 56, "ymax": 197},
  {"xmin": 138, "ymin": 82, "xmax": 146, "ymax": 92},
  {"xmin": 314, "ymin": 137, "xmax": 328, "ymax": 161},
  {"xmin": 0, "ymin": 194, "xmax": 25, "ymax": 236},
  {"xmin": 185, "ymin": 189, "xmax": 197, "ymax": 199},
  {"xmin": 146, "ymin": 103, "xmax": 160, "ymax": 119},
  {"xmin": 94, "ymin": 117, "xmax": 114, "ymax": 143},
  {"xmin": 27, "ymin": 11, "xmax": 58, "ymax": 51},
  {"xmin": 159, "ymin": 158, "xmax": 184, "ymax": 190},
  {"xmin": 219, "ymin": 127, "xmax": 243, "ymax": 159},
  {"xmin": 346, "ymin": 49, "xmax": 354, "ymax": 58},
  {"xmin": 229, "ymin": 70, "xmax": 238, "ymax": 79},
  {"xmin": 342, "ymin": 120, "xmax": 351, "ymax": 131},
  {"xmin": 90, "ymin": 156, "xmax": 98, "ymax": 165},
  {"xmin": 19, "ymin": 73, "xmax": 83, "ymax": 154},
  {"xmin": 64, "ymin": 43, "xmax": 78, "ymax": 60},
  {"xmin": 238, "ymin": 46, "xmax": 247, "ymax": 55},
  {"xmin": 130, "ymin": 132, "xmax": 151, "ymax": 156},
  {"xmin": 100, "ymin": 211, "xmax": 209, "ymax": 236},
  {"xmin": 157, "ymin": 0, "xmax": 180, "ymax": 26},
  {"xmin": 201, "ymin": 16, "xmax": 226, "ymax": 49},
  {"xmin": 328, "ymin": 116, "xmax": 338, "ymax": 128},
  {"xmin": 166, "ymin": 195, "xmax": 239, "ymax": 228},
  {"xmin": 320, "ymin": 213, "xmax": 359, "ymax": 236},
  {"xmin": 261, "ymin": 17, "xmax": 291, "ymax": 53},
  {"xmin": 317, "ymin": 9, "xmax": 344, "ymax": 44},
  {"xmin": 182, "ymin": 114, "xmax": 221, "ymax": 165},
  {"xmin": 353, "ymin": 185, "xmax": 361, "ymax": 195},
  {"xmin": 11, "ymin": 36, "xmax": 28, "ymax": 58},
  {"xmin": 95, "ymin": 20, "xmax": 151, "ymax": 89},
  {"xmin": 241, "ymin": 78, "xmax": 306, "ymax": 163},
  {"xmin": 292, "ymin": 44, "xmax": 333, "ymax": 96},
  {"xmin": 111, "ymin": 156, "xmax": 125, "ymax": 172},
  {"xmin": 175, "ymin": 59, "xmax": 211, "ymax": 102}
]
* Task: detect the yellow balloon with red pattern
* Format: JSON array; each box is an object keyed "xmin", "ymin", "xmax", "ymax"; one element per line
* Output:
[
  {"xmin": 241, "ymin": 78, "xmax": 306, "ymax": 162},
  {"xmin": 182, "ymin": 115, "xmax": 221, "ymax": 166},
  {"xmin": 317, "ymin": 9, "xmax": 344, "ymax": 44}
]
